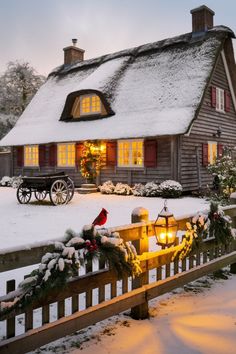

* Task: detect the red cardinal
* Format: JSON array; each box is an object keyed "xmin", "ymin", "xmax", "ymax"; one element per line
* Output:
[{"xmin": 92, "ymin": 208, "xmax": 108, "ymax": 226}]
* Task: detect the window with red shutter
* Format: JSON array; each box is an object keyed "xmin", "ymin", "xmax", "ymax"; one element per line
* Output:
[
  {"xmin": 144, "ymin": 140, "xmax": 157, "ymax": 168},
  {"xmin": 16, "ymin": 146, "xmax": 24, "ymax": 167},
  {"xmin": 76, "ymin": 143, "xmax": 83, "ymax": 167},
  {"xmin": 211, "ymin": 86, "xmax": 216, "ymax": 108},
  {"xmin": 39, "ymin": 145, "xmax": 46, "ymax": 167},
  {"xmin": 202, "ymin": 143, "xmax": 208, "ymax": 167},
  {"xmin": 106, "ymin": 141, "xmax": 117, "ymax": 166},
  {"xmin": 49, "ymin": 144, "xmax": 57, "ymax": 167},
  {"xmin": 225, "ymin": 91, "xmax": 230, "ymax": 112},
  {"xmin": 217, "ymin": 144, "xmax": 223, "ymax": 158}
]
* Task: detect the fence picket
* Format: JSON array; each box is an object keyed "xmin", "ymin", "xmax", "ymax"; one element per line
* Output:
[{"xmin": 6, "ymin": 279, "xmax": 15, "ymax": 338}]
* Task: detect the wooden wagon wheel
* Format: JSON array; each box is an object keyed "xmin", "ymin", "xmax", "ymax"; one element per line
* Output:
[
  {"xmin": 34, "ymin": 190, "xmax": 47, "ymax": 201},
  {"xmin": 49, "ymin": 179, "xmax": 69, "ymax": 206},
  {"xmin": 17, "ymin": 185, "xmax": 32, "ymax": 204},
  {"xmin": 66, "ymin": 177, "xmax": 75, "ymax": 202}
]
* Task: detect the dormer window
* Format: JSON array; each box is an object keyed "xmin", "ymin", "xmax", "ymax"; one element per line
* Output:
[{"xmin": 72, "ymin": 94, "xmax": 101, "ymax": 118}]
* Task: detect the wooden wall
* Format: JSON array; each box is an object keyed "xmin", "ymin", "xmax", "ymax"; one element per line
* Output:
[
  {"xmin": 180, "ymin": 49, "xmax": 236, "ymax": 191},
  {"xmin": 12, "ymin": 137, "xmax": 178, "ymax": 187}
]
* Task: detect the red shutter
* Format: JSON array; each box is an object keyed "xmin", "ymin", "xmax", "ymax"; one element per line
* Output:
[
  {"xmin": 76, "ymin": 143, "xmax": 83, "ymax": 167},
  {"xmin": 39, "ymin": 145, "xmax": 46, "ymax": 167},
  {"xmin": 202, "ymin": 143, "xmax": 208, "ymax": 167},
  {"xmin": 225, "ymin": 90, "xmax": 230, "ymax": 112},
  {"xmin": 144, "ymin": 140, "xmax": 157, "ymax": 168},
  {"xmin": 211, "ymin": 86, "xmax": 216, "ymax": 108},
  {"xmin": 16, "ymin": 146, "xmax": 24, "ymax": 167},
  {"xmin": 217, "ymin": 144, "xmax": 223, "ymax": 158},
  {"xmin": 106, "ymin": 141, "xmax": 117, "ymax": 166},
  {"xmin": 49, "ymin": 144, "xmax": 57, "ymax": 167}
]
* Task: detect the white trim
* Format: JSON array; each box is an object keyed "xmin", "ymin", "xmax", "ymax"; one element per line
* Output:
[
  {"xmin": 216, "ymin": 87, "xmax": 225, "ymax": 113},
  {"xmin": 221, "ymin": 50, "xmax": 236, "ymax": 112},
  {"xmin": 117, "ymin": 139, "xmax": 144, "ymax": 168}
]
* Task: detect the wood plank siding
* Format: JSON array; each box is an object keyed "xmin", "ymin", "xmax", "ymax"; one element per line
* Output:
[
  {"xmin": 12, "ymin": 137, "xmax": 177, "ymax": 187},
  {"xmin": 180, "ymin": 50, "xmax": 236, "ymax": 191}
]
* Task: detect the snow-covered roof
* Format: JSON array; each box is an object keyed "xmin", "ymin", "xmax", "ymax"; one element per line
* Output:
[{"xmin": 0, "ymin": 28, "xmax": 234, "ymax": 146}]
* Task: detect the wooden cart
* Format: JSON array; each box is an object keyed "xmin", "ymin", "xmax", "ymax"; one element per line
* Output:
[{"xmin": 16, "ymin": 172, "xmax": 75, "ymax": 205}]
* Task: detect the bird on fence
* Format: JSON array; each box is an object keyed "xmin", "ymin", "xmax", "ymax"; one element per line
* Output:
[{"xmin": 92, "ymin": 208, "xmax": 108, "ymax": 226}]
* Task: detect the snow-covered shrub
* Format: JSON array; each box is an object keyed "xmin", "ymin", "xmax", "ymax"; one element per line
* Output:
[
  {"xmin": 99, "ymin": 180, "xmax": 115, "ymax": 194},
  {"xmin": 114, "ymin": 183, "xmax": 133, "ymax": 195},
  {"xmin": 159, "ymin": 180, "xmax": 183, "ymax": 198},
  {"xmin": 0, "ymin": 176, "xmax": 22, "ymax": 188},
  {"xmin": 144, "ymin": 182, "xmax": 160, "ymax": 197},
  {"xmin": 0, "ymin": 176, "xmax": 11, "ymax": 186},
  {"xmin": 132, "ymin": 183, "xmax": 146, "ymax": 196}
]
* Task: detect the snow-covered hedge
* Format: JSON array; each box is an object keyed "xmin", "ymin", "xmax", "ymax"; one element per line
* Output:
[
  {"xmin": 0, "ymin": 176, "xmax": 22, "ymax": 188},
  {"xmin": 114, "ymin": 183, "xmax": 133, "ymax": 195},
  {"xmin": 99, "ymin": 180, "xmax": 115, "ymax": 194},
  {"xmin": 99, "ymin": 180, "xmax": 183, "ymax": 198},
  {"xmin": 159, "ymin": 180, "xmax": 183, "ymax": 198}
]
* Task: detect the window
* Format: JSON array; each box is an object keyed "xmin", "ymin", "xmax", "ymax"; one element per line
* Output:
[
  {"xmin": 71, "ymin": 94, "xmax": 101, "ymax": 117},
  {"xmin": 216, "ymin": 87, "xmax": 225, "ymax": 112},
  {"xmin": 118, "ymin": 140, "xmax": 143, "ymax": 167},
  {"xmin": 57, "ymin": 143, "xmax": 75, "ymax": 167},
  {"xmin": 208, "ymin": 141, "xmax": 217, "ymax": 165},
  {"xmin": 24, "ymin": 145, "xmax": 39, "ymax": 166}
]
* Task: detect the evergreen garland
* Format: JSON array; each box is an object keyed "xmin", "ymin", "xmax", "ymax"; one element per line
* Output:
[
  {"xmin": 0, "ymin": 225, "xmax": 141, "ymax": 319},
  {"xmin": 208, "ymin": 202, "xmax": 233, "ymax": 245}
]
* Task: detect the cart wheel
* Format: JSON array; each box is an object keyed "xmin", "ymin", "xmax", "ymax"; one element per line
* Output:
[
  {"xmin": 17, "ymin": 185, "xmax": 32, "ymax": 204},
  {"xmin": 50, "ymin": 179, "xmax": 69, "ymax": 205},
  {"xmin": 34, "ymin": 190, "xmax": 47, "ymax": 201},
  {"xmin": 67, "ymin": 177, "xmax": 75, "ymax": 202}
]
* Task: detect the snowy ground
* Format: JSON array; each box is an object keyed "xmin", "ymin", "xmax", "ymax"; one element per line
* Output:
[
  {"xmin": 0, "ymin": 186, "xmax": 208, "ymax": 250},
  {"xmin": 2, "ymin": 187, "xmax": 236, "ymax": 354},
  {"xmin": 29, "ymin": 273, "xmax": 236, "ymax": 354}
]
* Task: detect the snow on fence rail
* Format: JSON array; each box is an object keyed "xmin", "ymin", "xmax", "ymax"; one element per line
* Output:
[{"xmin": 0, "ymin": 206, "xmax": 236, "ymax": 354}]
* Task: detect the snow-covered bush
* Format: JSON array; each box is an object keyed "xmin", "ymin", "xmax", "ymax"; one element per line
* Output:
[
  {"xmin": 0, "ymin": 176, "xmax": 22, "ymax": 188},
  {"xmin": 144, "ymin": 182, "xmax": 160, "ymax": 197},
  {"xmin": 99, "ymin": 180, "xmax": 115, "ymax": 194},
  {"xmin": 114, "ymin": 183, "xmax": 133, "ymax": 195},
  {"xmin": 132, "ymin": 183, "xmax": 146, "ymax": 197},
  {"xmin": 159, "ymin": 180, "xmax": 183, "ymax": 198}
]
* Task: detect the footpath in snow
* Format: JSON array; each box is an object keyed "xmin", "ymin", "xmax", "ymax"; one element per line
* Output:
[{"xmin": 29, "ymin": 274, "xmax": 236, "ymax": 354}]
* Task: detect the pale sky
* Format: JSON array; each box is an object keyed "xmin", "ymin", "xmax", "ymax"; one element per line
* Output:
[{"xmin": 0, "ymin": 0, "xmax": 236, "ymax": 76}]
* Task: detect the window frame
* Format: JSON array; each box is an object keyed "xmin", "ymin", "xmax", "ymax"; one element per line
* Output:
[
  {"xmin": 57, "ymin": 143, "xmax": 76, "ymax": 168},
  {"xmin": 117, "ymin": 139, "xmax": 144, "ymax": 168},
  {"xmin": 24, "ymin": 145, "xmax": 39, "ymax": 167},
  {"xmin": 208, "ymin": 141, "xmax": 217, "ymax": 165},
  {"xmin": 216, "ymin": 87, "xmax": 225, "ymax": 113},
  {"xmin": 79, "ymin": 94, "xmax": 101, "ymax": 116}
]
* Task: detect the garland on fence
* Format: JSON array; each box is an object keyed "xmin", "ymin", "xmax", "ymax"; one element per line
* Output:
[
  {"xmin": 172, "ymin": 202, "xmax": 234, "ymax": 261},
  {"xmin": 0, "ymin": 225, "xmax": 142, "ymax": 319}
]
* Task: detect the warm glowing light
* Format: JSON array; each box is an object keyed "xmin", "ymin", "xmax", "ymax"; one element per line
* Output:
[
  {"xmin": 154, "ymin": 201, "xmax": 178, "ymax": 247},
  {"xmin": 118, "ymin": 140, "xmax": 143, "ymax": 167},
  {"xmin": 57, "ymin": 143, "xmax": 75, "ymax": 167},
  {"xmin": 24, "ymin": 145, "xmax": 39, "ymax": 166}
]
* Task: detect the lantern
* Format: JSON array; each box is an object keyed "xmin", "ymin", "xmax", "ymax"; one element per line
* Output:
[{"xmin": 154, "ymin": 201, "xmax": 178, "ymax": 247}]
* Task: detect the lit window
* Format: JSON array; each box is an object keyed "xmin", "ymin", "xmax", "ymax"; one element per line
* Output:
[
  {"xmin": 24, "ymin": 145, "xmax": 39, "ymax": 166},
  {"xmin": 71, "ymin": 94, "xmax": 101, "ymax": 118},
  {"xmin": 57, "ymin": 143, "xmax": 75, "ymax": 167},
  {"xmin": 208, "ymin": 141, "xmax": 217, "ymax": 165},
  {"xmin": 118, "ymin": 140, "xmax": 143, "ymax": 167},
  {"xmin": 216, "ymin": 88, "xmax": 225, "ymax": 112}
]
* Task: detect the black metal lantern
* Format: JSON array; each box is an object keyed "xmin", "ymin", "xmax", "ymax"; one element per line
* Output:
[{"xmin": 154, "ymin": 201, "xmax": 178, "ymax": 247}]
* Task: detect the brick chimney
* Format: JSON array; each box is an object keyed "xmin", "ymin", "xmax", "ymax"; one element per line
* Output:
[
  {"xmin": 63, "ymin": 39, "xmax": 85, "ymax": 65},
  {"xmin": 190, "ymin": 5, "xmax": 215, "ymax": 33}
]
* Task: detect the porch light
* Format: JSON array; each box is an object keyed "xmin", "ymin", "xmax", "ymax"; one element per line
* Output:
[{"xmin": 154, "ymin": 200, "xmax": 178, "ymax": 247}]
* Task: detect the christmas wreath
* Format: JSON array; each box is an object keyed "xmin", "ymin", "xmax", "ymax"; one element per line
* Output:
[{"xmin": 0, "ymin": 225, "xmax": 141, "ymax": 319}]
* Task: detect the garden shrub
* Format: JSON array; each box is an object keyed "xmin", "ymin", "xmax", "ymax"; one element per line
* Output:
[
  {"xmin": 114, "ymin": 183, "xmax": 133, "ymax": 195},
  {"xmin": 159, "ymin": 180, "xmax": 183, "ymax": 198},
  {"xmin": 144, "ymin": 182, "xmax": 160, "ymax": 197},
  {"xmin": 132, "ymin": 183, "xmax": 146, "ymax": 197},
  {"xmin": 99, "ymin": 180, "xmax": 115, "ymax": 194}
]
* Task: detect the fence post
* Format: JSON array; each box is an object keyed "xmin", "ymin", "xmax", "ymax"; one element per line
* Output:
[
  {"xmin": 130, "ymin": 207, "xmax": 149, "ymax": 320},
  {"xmin": 230, "ymin": 239, "xmax": 236, "ymax": 274}
]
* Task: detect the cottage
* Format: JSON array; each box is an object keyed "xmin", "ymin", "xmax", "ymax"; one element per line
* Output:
[{"xmin": 1, "ymin": 5, "xmax": 236, "ymax": 191}]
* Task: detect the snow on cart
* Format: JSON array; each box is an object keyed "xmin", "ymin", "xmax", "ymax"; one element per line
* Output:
[{"xmin": 16, "ymin": 172, "xmax": 74, "ymax": 205}]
